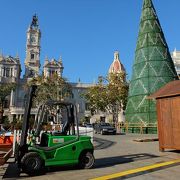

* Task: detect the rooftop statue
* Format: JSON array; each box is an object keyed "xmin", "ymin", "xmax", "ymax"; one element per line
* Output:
[{"xmin": 31, "ymin": 14, "xmax": 38, "ymax": 28}]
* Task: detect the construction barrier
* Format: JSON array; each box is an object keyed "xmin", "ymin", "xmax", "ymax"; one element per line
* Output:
[
  {"xmin": 0, "ymin": 132, "xmax": 14, "ymax": 165},
  {"xmin": 0, "ymin": 132, "xmax": 14, "ymax": 145}
]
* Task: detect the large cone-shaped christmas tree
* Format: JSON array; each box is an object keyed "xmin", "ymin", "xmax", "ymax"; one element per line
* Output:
[{"xmin": 125, "ymin": 0, "xmax": 178, "ymax": 128}]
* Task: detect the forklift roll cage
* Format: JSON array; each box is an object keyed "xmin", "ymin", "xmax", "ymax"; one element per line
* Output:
[{"xmin": 33, "ymin": 100, "xmax": 79, "ymax": 138}]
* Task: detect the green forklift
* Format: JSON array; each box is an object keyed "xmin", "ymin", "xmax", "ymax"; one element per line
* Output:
[{"xmin": 15, "ymin": 86, "xmax": 95, "ymax": 175}]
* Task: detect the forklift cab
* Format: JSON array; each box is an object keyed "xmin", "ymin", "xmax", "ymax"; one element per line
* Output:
[{"xmin": 33, "ymin": 101, "xmax": 79, "ymax": 148}]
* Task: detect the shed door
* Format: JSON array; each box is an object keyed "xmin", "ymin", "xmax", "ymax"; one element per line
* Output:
[
  {"xmin": 159, "ymin": 98, "xmax": 173, "ymax": 147},
  {"xmin": 171, "ymin": 97, "xmax": 180, "ymax": 148},
  {"xmin": 159, "ymin": 97, "xmax": 180, "ymax": 149}
]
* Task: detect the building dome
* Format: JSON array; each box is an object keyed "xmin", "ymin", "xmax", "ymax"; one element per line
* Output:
[{"xmin": 109, "ymin": 51, "xmax": 125, "ymax": 74}]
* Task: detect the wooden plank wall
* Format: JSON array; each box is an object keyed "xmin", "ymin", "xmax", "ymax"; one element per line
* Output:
[{"xmin": 157, "ymin": 96, "xmax": 180, "ymax": 151}]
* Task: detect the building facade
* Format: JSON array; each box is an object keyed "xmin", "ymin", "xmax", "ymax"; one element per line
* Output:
[
  {"xmin": 0, "ymin": 54, "xmax": 21, "ymax": 84},
  {"xmin": 0, "ymin": 15, "xmax": 89, "ymax": 123},
  {"xmin": 43, "ymin": 57, "xmax": 64, "ymax": 78},
  {"xmin": 25, "ymin": 15, "xmax": 41, "ymax": 78},
  {"xmin": 171, "ymin": 49, "xmax": 180, "ymax": 78},
  {"xmin": 1, "ymin": 15, "xmax": 126, "ymax": 125}
]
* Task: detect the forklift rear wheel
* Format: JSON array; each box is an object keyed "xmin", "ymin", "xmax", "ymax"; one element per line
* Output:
[
  {"xmin": 21, "ymin": 152, "xmax": 45, "ymax": 175},
  {"xmin": 79, "ymin": 152, "xmax": 95, "ymax": 169}
]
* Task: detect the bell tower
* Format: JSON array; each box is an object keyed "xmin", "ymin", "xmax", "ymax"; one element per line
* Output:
[{"xmin": 25, "ymin": 14, "xmax": 41, "ymax": 78}]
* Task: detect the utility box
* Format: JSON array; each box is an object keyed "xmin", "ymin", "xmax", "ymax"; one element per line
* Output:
[{"xmin": 148, "ymin": 80, "xmax": 180, "ymax": 151}]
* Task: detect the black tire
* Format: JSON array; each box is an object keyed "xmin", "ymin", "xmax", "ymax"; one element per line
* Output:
[
  {"xmin": 100, "ymin": 130, "xmax": 104, "ymax": 135},
  {"xmin": 21, "ymin": 152, "xmax": 45, "ymax": 176},
  {"xmin": 79, "ymin": 152, "xmax": 95, "ymax": 169}
]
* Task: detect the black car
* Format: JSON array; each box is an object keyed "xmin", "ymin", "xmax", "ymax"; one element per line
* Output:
[{"xmin": 94, "ymin": 122, "xmax": 116, "ymax": 135}]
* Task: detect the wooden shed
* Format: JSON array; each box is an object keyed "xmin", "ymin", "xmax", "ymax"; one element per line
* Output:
[{"xmin": 148, "ymin": 80, "xmax": 180, "ymax": 151}]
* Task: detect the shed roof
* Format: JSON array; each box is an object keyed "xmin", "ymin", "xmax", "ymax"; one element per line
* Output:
[{"xmin": 148, "ymin": 80, "xmax": 180, "ymax": 99}]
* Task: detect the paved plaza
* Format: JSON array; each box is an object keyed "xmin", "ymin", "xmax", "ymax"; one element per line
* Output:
[{"xmin": 1, "ymin": 133, "xmax": 180, "ymax": 179}]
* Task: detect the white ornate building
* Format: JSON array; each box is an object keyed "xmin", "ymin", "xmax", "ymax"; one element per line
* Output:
[
  {"xmin": 25, "ymin": 15, "xmax": 41, "ymax": 78},
  {"xmin": 0, "ymin": 55, "xmax": 21, "ymax": 84},
  {"xmin": 171, "ymin": 49, "xmax": 180, "ymax": 78},
  {"xmin": 43, "ymin": 57, "xmax": 64, "ymax": 78}
]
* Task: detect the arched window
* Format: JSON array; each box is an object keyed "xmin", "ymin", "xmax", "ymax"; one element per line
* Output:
[
  {"xmin": 3, "ymin": 67, "xmax": 5, "ymax": 77},
  {"xmin": 6, "ymin": 68, "xmax": 10, "ymax": 77}
]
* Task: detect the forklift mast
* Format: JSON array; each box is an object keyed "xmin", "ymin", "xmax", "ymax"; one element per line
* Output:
[{"xmin": 19, "ymin": 85, "xmax": 37, "ymax": 151}]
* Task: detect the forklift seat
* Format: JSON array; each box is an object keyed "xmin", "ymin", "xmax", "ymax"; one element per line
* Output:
[{"xmin": 40, "ymin": 133, "xmax": 48, "ymax": 147}]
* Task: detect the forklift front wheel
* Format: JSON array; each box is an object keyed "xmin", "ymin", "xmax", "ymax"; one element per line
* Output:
[
  {"xmin": 79, "ymin": 152, "xmax": 95, "ymax": 169},
  {"xmin": 21, "ymin": 152, "xmax": 45, "ymax": 176}
]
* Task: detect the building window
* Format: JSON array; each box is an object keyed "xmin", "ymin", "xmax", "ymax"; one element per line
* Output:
[
  {"xmin": 0, "ymin": 68, "xmax": 3, "ymax": 76},
  {"xmin": 31, "ymin": 53, "xmax": 35, "ymax": 60},
  {"xmin": 50, "ymin": 70, "xmax": 55, "ymax": 77},
  {"xmin": 3, "ymin": 67, "xmax": 5, "ymax": 77},
  {"xmin": 4, "ymin": 99, "xmax": 9, "ymax": 108},
  {"xmin": 10, "ymin": 68, "xmax": 13, "ymax": 77},
  {"xmin": 6, "ymin": 68, "xmax": 10, "ymax": 77},
  {"xmin": 85, "ymin": 103, "xmax": 90, "ymax": 111}
]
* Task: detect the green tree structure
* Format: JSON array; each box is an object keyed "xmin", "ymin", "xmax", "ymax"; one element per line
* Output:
[{"xmin": 125, "ymin": 0, "xmax": 178, "ymax": 128}]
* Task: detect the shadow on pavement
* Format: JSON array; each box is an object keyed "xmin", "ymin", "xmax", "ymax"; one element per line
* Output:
[
  {"xmin": 94, "ymin": 153, "xmax": 159, "ymax": 169},
  {"xmin": 2, "ymin": 162, "xmax": 21, "ymax": 179},
  {"xmin": 168, "ymin": 150, "xmax": 180, "ymax": 153},
  {"xmin": 3, "ymin": 162, "xmax": 85, "ymax": 179},
  {"xmin": 1, "ymin": 153, "xmax": 161, "ymax": 179}
]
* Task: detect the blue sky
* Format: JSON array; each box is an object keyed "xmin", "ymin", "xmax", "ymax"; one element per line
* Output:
[{"xmin": 0, "ymin": 0, "xmax": 180, "ymax": 83}]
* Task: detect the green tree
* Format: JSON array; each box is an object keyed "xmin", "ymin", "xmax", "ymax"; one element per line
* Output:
[
  {"xmin": 0, "ymin": 83, "xmax": 16, "ymax": 124},
  {"xmin": 83, "ymin": 72, "xmax": 129, "ymax": 124},
  {"xmin": 28, "ymin": 74, "xmax": 72, "ymax": 105},
  {"xmin": 106, "ymin": 72, "xmax": 129, "ymax": 123},
  {"xmin": 83, "ymin": 77, "xmax": 108, "ymax": 115}
]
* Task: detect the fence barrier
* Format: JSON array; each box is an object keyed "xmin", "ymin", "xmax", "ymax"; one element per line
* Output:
[{"xmin": 116, "ymin": 122, "xmax": 157, "ymax": 134}]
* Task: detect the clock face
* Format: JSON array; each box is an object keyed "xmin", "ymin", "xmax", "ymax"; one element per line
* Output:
[{"xmin": 30, "ymin": 35, "xmax": 36, "ymax": 44}]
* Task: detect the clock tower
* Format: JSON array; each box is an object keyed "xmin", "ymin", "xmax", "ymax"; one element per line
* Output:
[{"xmin": 25, "ymin": 14, "xmax": 41, "ymax": 78}]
